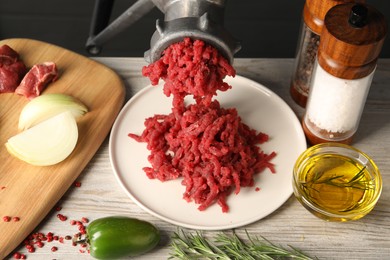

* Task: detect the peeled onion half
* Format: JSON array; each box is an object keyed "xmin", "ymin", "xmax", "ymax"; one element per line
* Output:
[
  {"xmin": 6, "ymin": 111, "xmax": 78, "ymax": 166},
  {"xmin": 18, "ymin": 93, "xmax": 88, "ymax": 131}
]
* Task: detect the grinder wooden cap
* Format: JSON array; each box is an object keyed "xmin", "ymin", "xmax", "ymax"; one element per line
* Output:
[
  {"xmin": 318, "ymin": 3, "xmax": 387, "ymax": 79},
  {"xmin": 303, "ymin": 0, "xmax": 365, "ymax": 34}
]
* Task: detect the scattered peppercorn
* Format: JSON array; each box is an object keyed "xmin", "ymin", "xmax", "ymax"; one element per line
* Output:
[
  {"xmin": 57, "ymin": 214, "xmax": 67, "ymax": 221},
  {"xmin": 10, "ymin": 184, "xmax": 91, "ymax": 258},
  {"xmin": 35, "ymin": 241, "xmax": 44, "ymax": 248},
  {"xmin": 12, "ymin": 252, "xmax": 26, "ymax": 259}
]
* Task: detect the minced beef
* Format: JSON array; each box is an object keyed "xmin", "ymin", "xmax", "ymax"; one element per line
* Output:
[
  {"xmin": 130, "ymin": 38, "xmax": 276, "ymax": 212},
  {"xmin": 142, "ymin": 37, "xmax": 236, "ymax": 110}
]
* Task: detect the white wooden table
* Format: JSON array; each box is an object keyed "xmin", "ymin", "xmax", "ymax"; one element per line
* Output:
[{"xmin": 7, "ymin": 58, "xmax": 390, "ymax": 259}]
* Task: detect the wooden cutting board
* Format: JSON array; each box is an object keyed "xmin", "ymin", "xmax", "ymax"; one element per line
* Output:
[{"xmin": 0, "ymin": 38, "xmax": 125, "ymax": 258}]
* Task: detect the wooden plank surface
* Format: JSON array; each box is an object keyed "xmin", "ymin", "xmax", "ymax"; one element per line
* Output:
[
  {"xmin": 0, "ymin": 39, "xmax": 125, "ymax": 258},
  {"xmin": 2, "ymin": 57, "xmax": 390, "ymax": 259}
]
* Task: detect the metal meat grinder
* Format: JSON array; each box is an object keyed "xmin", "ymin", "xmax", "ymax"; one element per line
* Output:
[{"xmin": 86, "ymin": 0, "xmax": 241, "ymax": 63}]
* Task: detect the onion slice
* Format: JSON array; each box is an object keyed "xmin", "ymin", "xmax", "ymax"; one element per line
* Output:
[
  {"xmin": 18, "ymin": 93, "xmax": 88, "ymax": 131},
  {"xmin": 6, "ymin": 111, "xmax": 78, "ymax": 166}
]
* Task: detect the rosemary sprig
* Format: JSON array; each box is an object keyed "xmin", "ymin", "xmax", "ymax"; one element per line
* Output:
[
  {"xmin": 301, "ymin": 166, "xmax": 372, "ymax": 192},
  {"xmin": 169, "ymin": 229, "xmax": 317, "ymax": 260}
]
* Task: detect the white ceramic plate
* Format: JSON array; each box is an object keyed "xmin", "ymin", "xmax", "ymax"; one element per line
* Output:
[{"xmin": 109, "ymin": 75, "xmax": 306, "ymax": 230}]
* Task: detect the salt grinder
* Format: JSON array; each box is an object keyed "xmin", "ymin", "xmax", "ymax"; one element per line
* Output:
[
  {"xmin": 302, "ymin": 3, "xmax": 387, "ymax": 145},
  {"xmin": 290, "ymin": 0, "xmax": 364, "ymax": 107}
]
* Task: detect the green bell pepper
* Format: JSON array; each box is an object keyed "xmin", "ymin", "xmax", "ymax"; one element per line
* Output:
[{"xmin": 86, "ymin": 216, "xmax": 160, "ymax": 259}]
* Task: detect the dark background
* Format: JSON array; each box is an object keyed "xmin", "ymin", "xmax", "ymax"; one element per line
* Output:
[{"xmin": 0, "ymin": 0, "xmax": 389, "ymax": 58}]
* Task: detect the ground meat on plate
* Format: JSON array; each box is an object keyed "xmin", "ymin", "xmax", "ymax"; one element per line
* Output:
[
  {"xmin": 130, "ymin": 38, "xmax": 276, "ymax": 213},
  {"xmin": 129, "ymin": 101, "xmax": 276, "ymax": 212}
]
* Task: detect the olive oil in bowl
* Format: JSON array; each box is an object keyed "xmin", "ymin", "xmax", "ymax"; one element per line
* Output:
[{"xmin": 293, "ymin": 143, "xmax": 382, "ymax": 221}]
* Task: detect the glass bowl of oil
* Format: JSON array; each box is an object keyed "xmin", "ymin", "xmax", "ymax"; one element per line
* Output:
[{"xmin": 292, "ymin": 143, "xmax": 382, "ymax": 222}]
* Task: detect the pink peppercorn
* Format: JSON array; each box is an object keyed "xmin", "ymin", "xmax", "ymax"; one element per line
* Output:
[
  {"xmin": 35, "ymin": 241, "xmax": 44, "ymax": 248},
  {"xmin": 57, "ymin": 214, "xmax": 67, "ymax": 221}
]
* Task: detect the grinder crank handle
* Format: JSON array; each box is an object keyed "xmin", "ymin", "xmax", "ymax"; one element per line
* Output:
[{"xmin": 86, "ymin": 0, "xmax": 156, "ymax": 55}]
